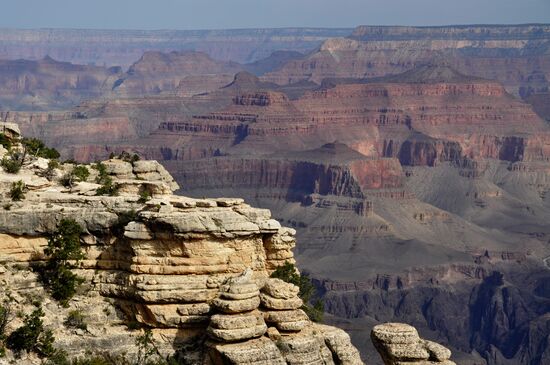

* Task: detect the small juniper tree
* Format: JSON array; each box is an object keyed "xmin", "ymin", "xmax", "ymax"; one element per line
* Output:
[
  {"xmin": 0, "ymin": 296, "xmax": 13, "ymax": 357},
  {"xmin": 39, "ymin": 219, "xmax": 85, "ymax": 305},
  {"xmin": 60, "ymin": 165, "xmax": 90, "ymax": 188},
  {"xmin": 94, "ymin": 162, "xmax": 118, "ymax": 196},
  {"xmin": 21, "ymin": 137, "xmax": 60, "ymax": 159},
  {"xmin": 6, "ymin": 306, "xmax": 55, "ymax": 358},
  {"xmin": 9, "ymin": 180, "xmax": 26, "ymax": 201},
  {"xmin": 1, "ymin": 152, "xmax": 23, "ymax": 174}
]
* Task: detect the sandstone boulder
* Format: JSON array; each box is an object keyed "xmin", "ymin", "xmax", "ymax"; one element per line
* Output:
[
  {"xmin": 206, "ymin": 270, "xmax": 267, "ymax": 342},
  {"xmin": 260, "ymin": 278, "xmax": 309, "ymax": 333},
  {"xmin": 371, "ymin": 323, "xmax": 455, "ymax": 365}
]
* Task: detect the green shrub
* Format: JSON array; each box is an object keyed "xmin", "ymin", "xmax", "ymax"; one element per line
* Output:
[
  {"xmin": 94, "ymin": 162, "xmax": 119, "ymax": 196},
  {"xmin": 72, "ymin": 165, "xmax": 90, "ymax": 182},
  {"xmin": 9, "ymin": 180, "xmax": 26, "ymax": 201},
  {"xmin": 0, "ymin": 133, "xmax": 12, "ymax": 150},
  {"xmin": 6, "ymin": 307, "xmax": 55, "ymax": 358},
  {"xmin": 1, "ymin": 154, "xmax": 22, "ymax": 174},
  {"xmin": 44, "ymin": 349, "xmax": 70, "ymax": 365},
  {"xmin": 270, "ymin": 262, "xmax": 324, "ymax": 322},
  {"xmin": 61, "ymin": 165, "xmax": 90, "ymax": 188},
  {"xmin": 125, "ymin": 320, "xmax": 143, "ymax": 331},
  {"xmin": 38, "ymin": 219, "xmax": 85, "ymax": 306},
  {"xmin": 64, "ymin": 310, "xmax": 87, "ymax": 330},
  {"xmin": 40, "ymin": 159, "xmax": 60, "ymax": 180},
  {"xmin": 118, "ymin": 151, "xmax": 140, "ymax": 163},
  {"xmin": 21, "ymin": 137, "xmax": 60, "ymax": 159},
  {"xmin": 93, "ymin": 162, "xmax": 108, "ymax": 183},
  {"xmin": 96, "ymin": 180, "xmax": 119, "ymax": 196},
  {"xmin": 136, "ymin": 329, "xmax": 162, "ymax": 365},
  {"xmin": 0, "ymin": 298, "xmax": 13, "ymax": 342},
  {"xmin": 138, "ymin": 191, "xmax": 151, "ymax": 204}
]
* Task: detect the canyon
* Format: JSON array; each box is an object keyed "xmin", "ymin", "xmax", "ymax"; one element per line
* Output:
[
  {"xmin": 0, "ymin": 125, "xmax": 461, "ymax": 364},
  {"xmin": 1, "ymin": 24, "xmax": 550, "ymax": 365},
  {"xmin": 0, "ymin": 28, "xmax": 351, "ymax": 67}
]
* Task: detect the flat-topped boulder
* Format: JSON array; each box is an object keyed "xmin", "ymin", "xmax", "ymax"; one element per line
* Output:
[
  {"xmin": 372, "ymin": 323, "xmax": 456, "ymax": 365},
  {"xmin": 260, "ymin": 278, "xmax": 309, "ymax": 333}
]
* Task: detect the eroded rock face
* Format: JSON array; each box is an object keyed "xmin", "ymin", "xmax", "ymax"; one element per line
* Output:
[
  {"xmin": 263, "ymin": 25, "xmax": 550, "ymax": 98},
  {"xmin": 0, "ymin": 129, "xmax": 363, "ymax": 364},
  {"xmin": 371, "ymin": 323, "xmax": 455, "ymax": 365}
]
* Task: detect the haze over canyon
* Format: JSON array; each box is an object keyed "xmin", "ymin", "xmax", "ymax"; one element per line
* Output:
[{"xmin": 1, "ymin": 22, "xmax": 550, "ymax": 365}]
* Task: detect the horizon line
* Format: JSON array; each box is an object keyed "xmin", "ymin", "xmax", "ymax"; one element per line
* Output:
[{"xmin": 1, "ymin": 22, "xmax": 549, "ymax": 33}]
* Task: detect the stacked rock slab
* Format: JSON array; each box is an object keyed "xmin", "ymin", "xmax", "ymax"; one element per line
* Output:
[
  {"xmin": 371, "ymin": 323, "xmax": 456, "ymax": 365},
  {"xmin": 261, "ymin": 278, "xmax": 309, "ymax": 332},
  {"xmin": 207, "ymin": 269, "xmax": 267, "ymax": 342},
  {"xmin": 102, "ymin": 158, "xmax": 179, "ymax": 196}
]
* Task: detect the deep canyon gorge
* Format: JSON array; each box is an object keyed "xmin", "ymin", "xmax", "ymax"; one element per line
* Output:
[{"xmin": 1, "ymin": 23, "xmax": 550, "ymax": 365}]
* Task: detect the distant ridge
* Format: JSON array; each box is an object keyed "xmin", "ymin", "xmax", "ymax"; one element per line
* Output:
[
  {"xmin": 371, "ymin": 64, "xmax": 486, "ymax": 84},
  {"xmin": 350, "ymin": 24, "xmax": 550, "ymax": 41}
]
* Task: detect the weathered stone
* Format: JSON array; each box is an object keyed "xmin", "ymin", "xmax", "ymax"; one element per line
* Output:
[
  {"xmin": 215, "ymin": 198, "xmax": 244, "ymax": 207},
  {"xmin": 423, "ymin": 340, "xmax": 452, "ymax": 361},
  {"xmin": 266, "ymin": 326, "xmax": 282, "ymax": 341},
  {"xmin": 0, "ymin": 129, "xmax": 363, "ymax": 364},
  {"xmin": 260, "ymin": 293, "xmax": 302, "ymax": 310},
  {"xmin": 220, "ymin": 289, "xmax": 261, "ymax": 300},
  {"xmin": 372, "ymin": 323, "xmax": 455, "ymax": 365},
  {"xmin": 320, "ymin": 324, "xmax": 364, "ymax": 365},
  {"xmin": 206, "ymin": 337, "xmax": 286, "ymax": 364},
  {"xmin": 263, "ymin": 309, "xmax": 308, "ymax": 323},
  {"xmin": 275, "ymin": 320, "xmax": 309, "ymax": 332},
  {"xmin": 124, "ymin": 221, "xmax": 153, "ymax": 240},
  {"xmin": 262, "ymin": 278, "xmax": 299, "ymax": 299},
  {"xmin": 372, "ymin": 323, "xmax": 420, "ymax": 345},
  {"xmin": 207, "ymin": 322, "xmax": 267, "ymax": 342},
  {"xmin": 212, "ymin": 297, "xmax": 260, "ymax": 314},
  {"xmin": 103, "ymin": 159, "xmax": 134, "ymax": 176},
  {"xmin": 276, "ymin": 333, "xmax": 334, "ymax": 365},
  {"xmin": 220, "ymin": 282, "xmax": 259, "ymax": 295},
  {"xmin": 210, "ymin": 312, "xmax": 263, "ymax": 330}
]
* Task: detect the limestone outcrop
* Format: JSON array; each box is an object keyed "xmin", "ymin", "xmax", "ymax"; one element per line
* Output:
[
  {"xmin": 371, "ymin": 323, "xmax": 455, "ymax": 365},
  {"xmin": 0, "ymin": 126, "xmax": 364, "ymax": 364},
  {"xmin": 261, "ymin": 278, "xmax": 308, "ymax": 332},
  {"xmin": 207, "ymin": 269, "xmax": 267, "ymax": 342}
]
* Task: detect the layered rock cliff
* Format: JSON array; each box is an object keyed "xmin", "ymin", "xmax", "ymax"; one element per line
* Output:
[
  {"xmin": 0, "ymin": 57, "xmax": 122, "ymax": 110},
  {"xmin": 112, "ymin": 51, "xmax": 244, "ymax": 97},
  {"xmin": 0, "ymin": 124, "xmax": 368, "ymax": 364},
  {"xmin": 263, "ymin": 24, "xmax": 550, "ymax": 98},
  {"xmin": 5, "ymin": 62, "xmax": 550, "ymax": 364},
  {"xmin": 0, "ymin": 28, "xmax": 352, "ymax": 67}
]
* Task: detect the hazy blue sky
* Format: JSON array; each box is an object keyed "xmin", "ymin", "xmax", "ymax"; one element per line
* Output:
[{"xmin": 3, "ymin": 0, "xmax": 550, "ymax": 30}]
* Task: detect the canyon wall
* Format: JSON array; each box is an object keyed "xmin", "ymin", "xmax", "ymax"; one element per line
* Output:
[
  {"xmin": 263, "ymin": 24, "xmax": 550, "ymax": 98},
  {"xmin": 0, "ymin": 131, "xmax": 366, "ymax": 364},
  {"xmin": 0, "ymin": 28, "xmax": 352, "ymax": 67}
]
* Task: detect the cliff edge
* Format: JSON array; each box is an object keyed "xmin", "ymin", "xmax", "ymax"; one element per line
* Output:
[{"xmin": 0, "ymin": 123, "xmax": 454, "ymax": 364}]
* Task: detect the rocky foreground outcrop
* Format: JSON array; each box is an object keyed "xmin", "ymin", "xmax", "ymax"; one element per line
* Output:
[
  {"xmin": 371, "ymin": 323, "xmax": 455, "ymax": 365},
  {"xmin": 0, "ymin": 124, "xmax": 460, "ymax": 364}
]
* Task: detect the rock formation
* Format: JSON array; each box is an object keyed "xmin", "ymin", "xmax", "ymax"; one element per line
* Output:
[
  {"xmin": 206, "ymin": 269, "xmax": 267, "ymax": 342},
  {"xmin": 371, "ymin": 323, "xmax": 455, "ymax": 365},
  {"xmin": 260, "ymin": 278, "xmax": 308, "ymax": 332},
  {"xmin": 3, "ymin": 25, "xmax": 550, "ymax": 364},
  {"xmin": 0, "ymin": 28, "xmax": 351, "ymax": 67},
  {"xmin": 0, "ymin": 124, "xmax": 366, "ymax": 364},
  {"xmin": 7, "ymin": 59, "xmax": 550, "ymax": 364},
  {"xmin": 263, "ymin": 24, "xmax": 550, "ymax": 98},
  {"xmin": 112, "ymin": 51, "xmax": 244, "ymax": 97},
  {"xmin": 0, "ymin": 57, "xmax": 122, "ymax": 110}
]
